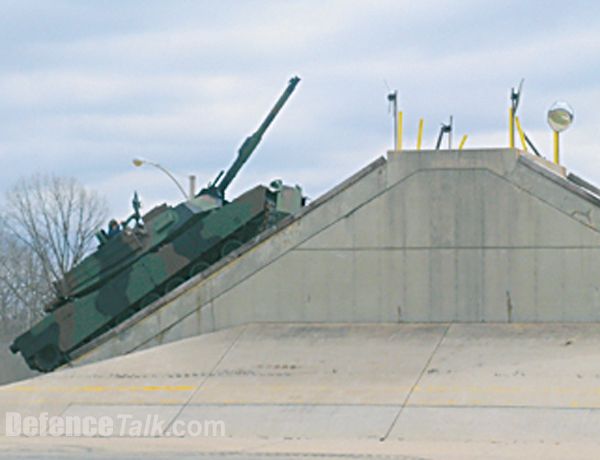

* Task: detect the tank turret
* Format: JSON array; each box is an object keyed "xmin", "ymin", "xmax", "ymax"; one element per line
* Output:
[{"xmin": 201, "ymin": 76, "xmax": 301, "ymax": 201}]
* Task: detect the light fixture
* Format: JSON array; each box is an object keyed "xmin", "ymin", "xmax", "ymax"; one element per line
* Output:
[
  {"xmin": 547, "ymin": 101, "xmax": 574, "ymax": 133},
  {"xmin": 547, "ymin": 101, "xmax": 574, "ymax": 165},
  {"xmin": 131, "ymin": 157, "xmax": 189, "ymax": 199}
]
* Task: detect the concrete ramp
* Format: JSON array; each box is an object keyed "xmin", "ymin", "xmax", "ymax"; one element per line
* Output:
[
  {"xmin": 68, "ymin": 148, "xmax": 600, "ymax": 369},
  {"xmin": 3, "ymin": 322, "xmax": 600, "ymax": 458}
]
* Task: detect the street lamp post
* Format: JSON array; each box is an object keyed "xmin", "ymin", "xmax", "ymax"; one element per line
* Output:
[{"xmin": 132, "ymin": 158, "xmax": 194, "ymax": 200}]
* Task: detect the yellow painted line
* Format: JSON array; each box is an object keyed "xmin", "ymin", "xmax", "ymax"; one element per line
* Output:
[
  {"xmin": 5, "ymin": 385, "xmax": 196, "ymax": 393},
  {"xmin": 158, "ymin": 398, "xmax": 189, "ymax": 404},
  {"xmin": 414, "ymin": 384, "xmax": 600, "ymax": 396},
  {"xmin": 409, "ymin": 401, "xmax": 600, "ymax": 410}
]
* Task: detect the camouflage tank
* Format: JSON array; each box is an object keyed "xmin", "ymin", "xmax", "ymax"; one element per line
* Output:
[{"xmin": 10, "ymin": 76, "xmax": 302, "ymax": 372}]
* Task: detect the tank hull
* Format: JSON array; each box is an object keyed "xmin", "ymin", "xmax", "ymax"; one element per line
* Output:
[{"xmin": 11, "ymin": 185, "xmax": 302, "ymax": 372}]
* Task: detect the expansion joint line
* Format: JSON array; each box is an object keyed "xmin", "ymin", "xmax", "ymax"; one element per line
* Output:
[
  {"xmin": 162, "ymin": 325, "xmax": 248, "ymax": 434},
  {"xmin": 379, "ymin": 323, "xmax": 451, "ymax": 442}
]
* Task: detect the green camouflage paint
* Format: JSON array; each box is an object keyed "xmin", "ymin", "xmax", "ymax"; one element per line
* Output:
[{"xmin": 10, "ymin": 77, "xmax": 302, "ymax": 372}]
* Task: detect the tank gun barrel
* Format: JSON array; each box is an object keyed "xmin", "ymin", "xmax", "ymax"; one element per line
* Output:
[{"xmin": 213, "ymin": 76, "xmax": 300, "ymax": 198}]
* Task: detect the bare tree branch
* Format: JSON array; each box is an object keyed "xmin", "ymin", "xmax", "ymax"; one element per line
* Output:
[{"xmin": 1, "ymin": 174, "xmax": 108, "ymax": 330}]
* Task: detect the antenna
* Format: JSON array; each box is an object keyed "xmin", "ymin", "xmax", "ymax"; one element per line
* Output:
[
  {"xmin": 508, "ymin": 79, "xmax": 541, "ymax": 157},
  {"xmin": 511, "ymin": 78, "xmax": 524, "ymax": 114},
  {"xmin": 385, "ymin": 83, "xmax": 399, "ymax": 150},
  {"xmin": 383, "ymin": 79, "xmax": 391, "ymax": 93},
  {"xmin": 435, "ymin": 116, "xmax": 453, "ymax": 150},
  {"xmin": 509, "ymin": 79, "xmax": 524, "ymax": 148}
]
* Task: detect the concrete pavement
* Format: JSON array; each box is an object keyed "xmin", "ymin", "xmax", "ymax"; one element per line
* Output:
[{"xmin": 3, "ymin": 322, "xmax": 600, "ymax": 458}]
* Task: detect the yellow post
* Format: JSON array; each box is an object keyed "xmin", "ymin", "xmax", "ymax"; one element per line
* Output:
[
  {"xmin": 416, "ymin": 118, "xmax": 424, "ymax": 150},
  {"xmin": 509, "ymin": 107, "xmax": 515, "ymax": 148},
  {"xmin": 396, "ymin": 111, "xmax": 403, "ymax": 151},
  {"xmin": 553, "ymin": 130, "xmax": 559, "ymax": 164},
  {"xmin": 458, "ymin": 134, "xmax": 468, "ymax": 150},
  {"xmin": 514, "ymin": 116, "xmax": 528, "ymax": 152}
]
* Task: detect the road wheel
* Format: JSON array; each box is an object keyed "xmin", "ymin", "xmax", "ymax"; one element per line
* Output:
[
  {"xmin": 189, "ymin": 261, "xmax": 210, "ymax": 277},
  {"xmin": 138, "ymin": 292, "xmax": 161, "ymax": 310},
  {"xmin": 33, "ymin": 345, "xmax": 62, "ymax": 372},
  {"xmin": 220, "ymin": 239, "xmax": 243, "ymax": 257},
  {"xmin": 163, "ymin": 276, "xmax": 186, "ymax": 294}
]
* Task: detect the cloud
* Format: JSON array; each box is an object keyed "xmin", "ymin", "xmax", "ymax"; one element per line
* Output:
[{"xmin": 0, "ymin": 0, "xmax": 599, "ymax": 217}]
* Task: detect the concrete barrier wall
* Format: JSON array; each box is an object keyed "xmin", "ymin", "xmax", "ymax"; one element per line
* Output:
[
  {"xmin": 72, "ymin": 148, "xmax": 600, "ymax": 367},
  {"xmin": 0, "ymin": 340, "xmax": 38, "ymax": 385}
]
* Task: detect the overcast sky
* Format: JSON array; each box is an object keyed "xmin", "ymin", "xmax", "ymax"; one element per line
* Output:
[{"xmin": 1, "ymin": 0, "xmax": 599, "ymax": 217}]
